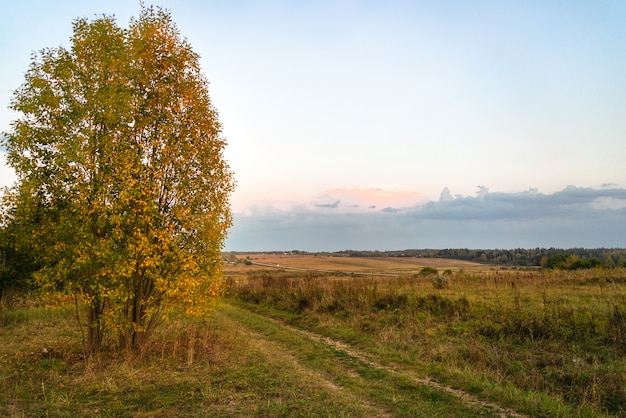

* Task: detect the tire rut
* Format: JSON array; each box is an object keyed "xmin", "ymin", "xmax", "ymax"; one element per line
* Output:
[
  {"xmin": 227, "ymin": 302, "xmax": 526, "ymax": 418},
  {"xmin": 220, "ymin": 307, "xmax": 393, "ymax": 417}
]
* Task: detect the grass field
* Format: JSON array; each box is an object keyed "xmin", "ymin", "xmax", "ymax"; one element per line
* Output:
[
  {"xmin": 2, "ymin": 254, "xmax": 626, "ymax": 416},
  {"xmin": 226, "ymin": 253, "xmax": 491, "ymax": 274}
]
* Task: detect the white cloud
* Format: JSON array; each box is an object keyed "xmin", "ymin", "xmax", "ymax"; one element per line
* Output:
[{"xmin": 590, "ymin": 197, "xmax": 626, "ymax": 210}]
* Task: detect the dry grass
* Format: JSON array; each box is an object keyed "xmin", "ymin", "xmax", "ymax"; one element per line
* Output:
[
  {"xmin": 0, "ymin": 294, "xmax": 495, "ymax": 417},
  {"xmin": 3, "ymin": 257, "xmax": 625, "ymax": 416},
  {"xmin": 0, "ymin": 301, "xmax": 386, "ymax": 417},
  {"xmin": 227, "ymin": 263, "xmax": 626, "ymax": 416},
  {"xmin": 226, "ymin": 253, "xmax": 491, "ymax": 276}
]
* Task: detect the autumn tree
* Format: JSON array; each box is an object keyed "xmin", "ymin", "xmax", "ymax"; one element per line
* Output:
[
  {"xmin": 2, "ymin": 6, "xmax": 234, "ymax": 353},
  {"xmin": 0, "ymin": 218, "xmax": 41, "ymax": 304}
]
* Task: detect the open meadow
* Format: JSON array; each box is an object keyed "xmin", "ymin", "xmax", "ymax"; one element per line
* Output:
[
  {"xmin": 225, "ymin": 252, "xmax": 491, "ymax": 274},
  {"xmin": 2, "ymin": 253, "xmax": 626, "ymax": 416}
]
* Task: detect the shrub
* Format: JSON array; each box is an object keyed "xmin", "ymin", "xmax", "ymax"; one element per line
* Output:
[
  {"xmin": 417, "ymin": 267, "xmax": 438, "ymax": 277},
  {"xmin": 432, "ymin": 274, "xmax": 450, "ymax": 289}
]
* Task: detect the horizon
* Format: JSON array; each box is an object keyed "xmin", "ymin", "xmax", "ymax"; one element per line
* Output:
[{"xmin": 225, "ymin": 247, "xmax": 626, "ymax": 253}]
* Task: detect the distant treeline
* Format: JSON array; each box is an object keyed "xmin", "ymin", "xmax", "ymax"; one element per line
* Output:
[{"xmin": 332, "ymin": 248, "xmax": 626, "ymax": 269}]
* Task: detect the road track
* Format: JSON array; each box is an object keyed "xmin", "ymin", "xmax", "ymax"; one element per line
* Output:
[{"xmin": 223, "ymin": 301, "xmax": 526, "ymax": 417}]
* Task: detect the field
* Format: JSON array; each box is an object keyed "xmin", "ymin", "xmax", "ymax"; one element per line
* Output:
[
  {"xmin": 2, "ymin": 254, "xmax": 626, "ymax": 416},
  {"xmin": 226, "ymin": 252, "xmax": 490, "ymax": 274}
]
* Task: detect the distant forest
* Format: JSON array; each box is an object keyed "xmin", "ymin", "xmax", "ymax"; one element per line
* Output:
[{"xmin": 328, "ymin": 248, "xmax": 626, "ymax": 269}]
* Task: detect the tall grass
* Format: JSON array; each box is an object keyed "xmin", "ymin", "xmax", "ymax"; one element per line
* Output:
[{"xmin": 227, "ymin": 268, "xmax": 626, "ymax": 416}]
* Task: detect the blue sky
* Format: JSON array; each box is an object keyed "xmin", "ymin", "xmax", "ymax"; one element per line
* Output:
[{"xmin": 2, "ymin": 1, "xmax": 626, "ymax": 251}]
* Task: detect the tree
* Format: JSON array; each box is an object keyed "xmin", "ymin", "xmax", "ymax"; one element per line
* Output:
[
  {"xmin": 0, "ymin": 218, "xmax": 41, "ymax": 304},
  {"xmin": 2, "ymin": 6, "xmax": 234, "ymax": 353}
]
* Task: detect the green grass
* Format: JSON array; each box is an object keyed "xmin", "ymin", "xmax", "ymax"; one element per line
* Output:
[
  {"xmin": 0, "ymin": 301, "xmax": 377, "ymax": 417},
  {"xmin": 227, "ymin": 267, "xmax": 626, "ymax": 416},
  {"xmin": 3, "ymin": 296, "xmax": 493, "ymax": 416},
  {"xmin": 222, "ymin": 302, "xmax": 498, "ymax": 416},
  {"xmin": 0, "ymin": 297, "xmax": 518, "ymax": 416},
  {"xmin": 2, "ymin": 265, "xmax": 626, "ymax": 416}
]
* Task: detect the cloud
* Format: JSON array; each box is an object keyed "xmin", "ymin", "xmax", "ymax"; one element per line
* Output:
[
  {"xmin": 413, "ymin": 185, "xmax": 626, "ymax": 221},
  {"xmin": 590, "ymin": 197, "xmax": 626, "ymax": 210},
  {"xmin": 314, "ymin": 184, "xmax": 422, "ymax": 211},
  {"xmin": 382, "ymin": 207, "xmax": 400, "ymax": 213},
  {"xmin": 226, "ymin": 186, "xmax": 626, "ymax": 251},
  {"xmin": 315, "ymin": 200, "xmax": 341, "ymax": 209}
]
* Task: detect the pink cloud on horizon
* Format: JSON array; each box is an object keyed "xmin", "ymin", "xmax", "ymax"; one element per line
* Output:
[{"xmin": 318, "ymin": 184, "xmax": 424, "ymax": 210}]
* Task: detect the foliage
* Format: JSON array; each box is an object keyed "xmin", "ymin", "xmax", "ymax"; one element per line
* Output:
[
  {"xmin": 0, "ymin": 220, "xmax": 41, "ymax": 302},
  {"xmin": 338, "ymin": 247, "xmax": 626, "ymax": 267},
  {"xmin": 541, "ymin": 253, "xmax": 603, "ymax": 270},
  {"xmin": 1, "ymin": 6, "xmax": 234, "ymax": 353},
  {"xmin": 417, "ymin": 266, "xmax": 438, "ymax": 276}
]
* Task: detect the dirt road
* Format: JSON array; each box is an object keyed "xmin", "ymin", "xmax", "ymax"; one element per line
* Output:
[{"xmin": 221, "ymin": 301, "xmax": 525, "ymax": 417}]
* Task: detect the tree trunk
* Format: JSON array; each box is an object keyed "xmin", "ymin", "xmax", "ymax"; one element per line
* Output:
[{"xmin": 87, "ymin": 297, "xmax": 104, "ymax": 354}]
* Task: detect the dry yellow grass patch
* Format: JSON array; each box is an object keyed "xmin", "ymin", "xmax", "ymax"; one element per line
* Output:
[{"xmin": 226, "ymin": 253, "xmax": 489, "ymax": 275}]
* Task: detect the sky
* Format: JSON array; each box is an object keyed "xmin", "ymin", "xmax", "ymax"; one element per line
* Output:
[{"xmin": 1, "ymin": 1, "xmax": 626, "ymax": 251}]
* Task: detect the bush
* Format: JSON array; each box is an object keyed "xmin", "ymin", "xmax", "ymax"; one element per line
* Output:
[
  {"xmin": 432, "ymin": 274, "xmax": 450, "ymax": 289},
  {"xmin": 416, "ymin": 267, "xmax": 438, "ymax": 277}
]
